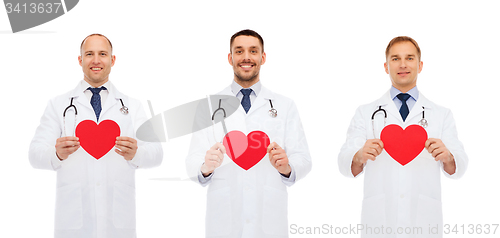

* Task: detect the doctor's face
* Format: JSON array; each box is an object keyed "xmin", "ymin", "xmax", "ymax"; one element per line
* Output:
[
  {"xmin": 384, "ymin": 41, "xmax": 423, "ymax": 92},
  {"xmin": 228, "ymin": 35, "xmax": 266, "ymax": 86},
  {"xmin": 78, "ymin": 35, "xmax": 115, "ymax": 87}
]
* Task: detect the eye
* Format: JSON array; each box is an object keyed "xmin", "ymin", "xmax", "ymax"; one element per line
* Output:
[
  {"xmin": 235, "ymin": 50, "xmax": 242, "ymax": 54},
  {"xmin": 251, "ymin": 50, "xmax": 257, "ymax": 53},
  {"xmin": 392, "ymin": 58, "xmax": 398, "ymax": 61},
  {"xmin": 408, "ymin": 57, "xmax": 413, "ymax": 60}
]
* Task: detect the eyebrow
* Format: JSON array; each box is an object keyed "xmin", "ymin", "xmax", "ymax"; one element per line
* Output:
[
  {"xmin": 233, "ymin": 46, "xmax": 260, "ymax": 50},
  {"xmin": 390, "ymin": 54, "xmax": 416, "ymax": 58},
  {"xmin": 84, "ymin": 50, "xmax": 109, "ymax": 54}
]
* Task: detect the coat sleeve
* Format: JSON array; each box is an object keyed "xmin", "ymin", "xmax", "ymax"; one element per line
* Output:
[
  {"xmin": 129, "ymin": 101, "xmax": 163, "ymax": 169},
  {"xmin": 29, "ymin": 98, "xmax": 64, "ymax": 171},
  {"xmin": 440, "ymin": 109, "xmax": 468, "ymax": 179},
  {"xmin": 338, "ymin": 106, "xmax": 368, "ymax": 178},
  {"xmin": 283, "ymin": 101, "xmax": 312, "ymax": 185},
  {"xmin": 186, "ymin": 127, "xmax": 213, "ymax": 186}
]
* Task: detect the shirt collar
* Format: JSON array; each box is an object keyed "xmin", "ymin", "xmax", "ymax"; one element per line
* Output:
[
  {"xmin": 80, "ymin": 80, "xmax": 111, "ymax": 93},
  {"xmin": 231, "ymin": 80, "xmax": 262, "ymax": 97},
  {"xmin": 390, "ymin": 85, "xmax": 419, "ymax": 101}
]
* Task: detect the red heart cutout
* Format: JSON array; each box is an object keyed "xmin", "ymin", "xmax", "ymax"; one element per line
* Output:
[
  {"xmin": 75, "ymin": 120, "xmax": 121, "ymax": 160},
  {"xmin": 223, "ymin": 130, "xmax": 270, "ymax": 170},
  {"xmin": 380, "ymin": 124, "xmax": 428, "ymax": 166}
]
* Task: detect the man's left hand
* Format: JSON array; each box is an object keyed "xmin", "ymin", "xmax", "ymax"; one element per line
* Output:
[
  {"xmin": 115, "ymin": 136, "xmax": 138, "ymax": 161},
  {"xmin": 267, "ymin": 142, "xmax": 291, "ymax": 177}
]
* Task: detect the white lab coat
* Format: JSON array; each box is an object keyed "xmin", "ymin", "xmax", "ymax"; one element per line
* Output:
[
  {"xmin": 29, "ymin": 82, "xmax": 162, "ymax": 238},
  {"xmin": 186, "ymin": 85, "xmax": 312, "ymax": 238},
  {"xmin": 338, "ymin": 91, "xmax": 468, "ymax": 238}
]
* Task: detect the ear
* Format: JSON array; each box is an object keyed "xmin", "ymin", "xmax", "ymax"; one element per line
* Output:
[
  {"xmin": 418, "ymin": 61, "xmax": 423, "ymax": 73},
  {"xmin": 384, "ymin": 62, "xmax": 389, "ymax": 74},
  {"xmin": 261, "ymin": 52, "xmax": 266, "ymax": 65},
  {"xmin": 111, "ymin": 55, "xmax": 116, "ymax": 67},
  {"xmin": 78, "ymin": 55, "xmax": 82, "ymax": 66},
  {"xmin": 228, "ymin": 52, "xmax": 233, "ymax": 66}
]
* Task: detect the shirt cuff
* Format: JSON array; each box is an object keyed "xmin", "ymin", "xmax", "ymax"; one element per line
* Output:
[
  {"xmin": 50, "ymin": 152, "xmax": 64, "ymax": 170},
  {"xmin": 281, "ymin": 163, "xmax": 297, "ymax": 186},
  {"xmin": 198, "ymin": 169, "xmax": 213, "ymax": 186}
]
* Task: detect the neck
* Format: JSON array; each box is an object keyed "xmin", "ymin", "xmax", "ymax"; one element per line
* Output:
[
  {"xmin": 235, "ymin": 78, "xmax": 259, "ymax": 89},
  {"xmin": 393, "ymin": 84, "xmax": 416, "ymax": 93},
  {"xmin": 84, "ymin": 78, "xmax": 108, "ymax": 88}
]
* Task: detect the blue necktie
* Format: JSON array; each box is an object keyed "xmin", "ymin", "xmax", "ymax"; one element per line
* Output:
[
  {"xmin": 397, "ymin": 93, "xmax": 411, "ymax": 121},
  {"xmin": 88, "ymin": 86, "xmax": 107, "ymax": 121},
  {"xmin": 240, "ymin": 88, "xmax": 253, "ymax": 113}
]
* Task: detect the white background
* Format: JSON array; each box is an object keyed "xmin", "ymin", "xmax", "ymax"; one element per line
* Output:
[{"xmin": 0, "ymin": 0, "xmax": 498, "ymax": 237}]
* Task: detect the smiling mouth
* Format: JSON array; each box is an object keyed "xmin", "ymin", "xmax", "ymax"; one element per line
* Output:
[
  {"xmin": 398, "ymin": 72, "xmax": 410, "ymax": 76},
  {"xmin": 91, "ymin": 67, "xmax": 103, "ymax": 71},
  {"xmin": 239, "ymin": 64, "xmax": 254, "ymax": 70}
]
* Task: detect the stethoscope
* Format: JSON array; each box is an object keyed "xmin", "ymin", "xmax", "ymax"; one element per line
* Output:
[
  {"xmin": 63, "ymin": 97, "xmax": 129, "ymax": 136},
  {"xmin": 371, "ymin": 105, "xmax": 427, "ymax": 138},
  {"xmin": 210, "ymin": 98, "xmax": 277, "ymax": 141}
]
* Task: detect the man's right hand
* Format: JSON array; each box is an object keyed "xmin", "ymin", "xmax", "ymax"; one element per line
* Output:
[
  {"xmin": 201, "ymin": 142, "xmax": 226, "ymax": 177},
  {"xmin": 55, "ymin": 136, "xmax": 80, "ymax": 161},
  {"xmin": 352, "ymin": 139, "xmax": 384, "ymax": 176}
]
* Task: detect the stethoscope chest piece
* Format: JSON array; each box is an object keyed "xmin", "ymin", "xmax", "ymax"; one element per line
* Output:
[
  {"xmin": 119, "ymin": 99, "xmax": 129, "ymax": 115},
  {"xmin": 120, "ymin": 106, "xmax": 129, "ymax": 115},
  {"xmin": 419, "ymin": 118, "xmax": 428, "ymax": 128},
  {"xmin": 418, "ymin": 106, "xmax": 427, "ymax": 128},
  {"xmin": 268, "ymin": 99, "xmax": 277, "ymax": 118},
  {"xmin": 269, "ymin": 108, "xmax": 277, "ymax": 118}
]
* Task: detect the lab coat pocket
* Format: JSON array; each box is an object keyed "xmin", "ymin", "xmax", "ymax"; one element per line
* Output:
[
  {"xmin": 206, "ymin": 187, "xmax": 232, "ymax": 236},
  {"xmin": 416, "ymin": 194, "xmax": 442, "ymax": 236},
  {"xmin": 55, "ymin": 183, "xmax": 83, "ymax": 230},
  {"xmin": 361, "ymin": 194, "xmax": 386, "ymax": 227},
  {"xmin": 262, "ymin": 185, "xmax": 288, "ymax": 236},
  {"xmin": 113, "ymin": 182, "xmax": 136, "ymax": 229}
]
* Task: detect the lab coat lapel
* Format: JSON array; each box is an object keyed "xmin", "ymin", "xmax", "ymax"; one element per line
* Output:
[
  {"xmin": 405, "ymin": 93, "xmax": 433, "ymax": 123},
  {"xmin": 377, "ymin": 91, "xmax": 403, "ymax": 124},
  {"xmin": 101, "ymin": 82, "xmax": 120, "ymax": 117},
  {"xmin": 219, "ymin": 86, "xmax": 247, "ymax": 114},
  {"xmin": 70, "ymin": 83, "xmax": 94, "ymax": 112},
  {"xmin": 247, "ymin": 86, "xmax": 273, "ymax": 116}
]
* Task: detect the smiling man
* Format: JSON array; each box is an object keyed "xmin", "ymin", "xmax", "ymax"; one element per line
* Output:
[
  {"xmin": 186, "ymin": 29, "xmax": 312, "ymax": 238},
  {"xmin": 338, "ymin": 36, "xmax": 468, "ymax": 238},
  {"xmin": 29, "ymin": 34, "xmax": 162, "ymax": 238}
]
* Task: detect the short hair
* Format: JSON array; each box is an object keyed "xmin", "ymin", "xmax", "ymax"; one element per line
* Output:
[
  {"xmin": 385, "ymin": 36, "xmax": 421, "ymax": 61},
  {"xmin": 80, "ymin": 33, "xmax": 113, "ymax": 54},
  {"xmin": 230, "ymin": 29, "xmax": 264, "ymax": 53}
]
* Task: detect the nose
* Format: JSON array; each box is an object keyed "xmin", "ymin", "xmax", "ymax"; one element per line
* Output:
[
  {"xmin": 242, "ymin": 51, "xmax": 251, "ymax": 61},
  {"xmin": 400, "ymin": 59, "xmax": 407, "ymax": 68},
  {"xmin": 91, "ymin": 54, "xmax": 101, "ymax": 64}
]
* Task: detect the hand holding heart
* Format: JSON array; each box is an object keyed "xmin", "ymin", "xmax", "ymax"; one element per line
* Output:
[
  {"xmin": 55, "ymin": 136, "xmax": 80, "ymax": 161},
  {"xmin": 115, "ymin": 136, "xmax": 138, "ymax": 161},
  {"xmin": 354, "ymin": 139, "xmax": 385, "ymax": 166},
  {"xmin": 267, "ymin": 142, "xmax": 291, "ymax": 177},
  {"xmin": 201, "ymin": 142, "xmax": 226, "ymax": 176}
]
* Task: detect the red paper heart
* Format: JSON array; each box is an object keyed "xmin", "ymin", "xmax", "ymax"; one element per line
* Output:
[
  {"xmin": 380, "ymin": 124, "xmax": 428, "ymax": 166},
  {"xmin": 75, "ymin": 120, "xmax": 120, "ymax": 160},
  {"xmin": 223, "ymin": 130, "xmax": 270, "ymax": 170}
]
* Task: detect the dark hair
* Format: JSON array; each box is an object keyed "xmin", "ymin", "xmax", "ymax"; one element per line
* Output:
[
  {"xmin": 230, "ymin": 29, "xmax": 264, "ymax": 53},
  {"xmin": 385, "ymin": 36, "xmax": 421, "ymax": 61},
  {"xmin": 80, "ymin": 33, "xmax": 113, "ymax": 54}
]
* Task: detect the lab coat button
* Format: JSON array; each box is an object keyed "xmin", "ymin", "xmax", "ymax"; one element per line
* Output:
[
  {"xmin": 400, "ymin": 194, "xmax": 404, "ymax": 198},
  {"xmin": 96, "ymin": 183, "xmax": 100, "ymax": 187},
  {"xmin": 246, "ymin": 219, "xmax": 251, "ymax": 224}
]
